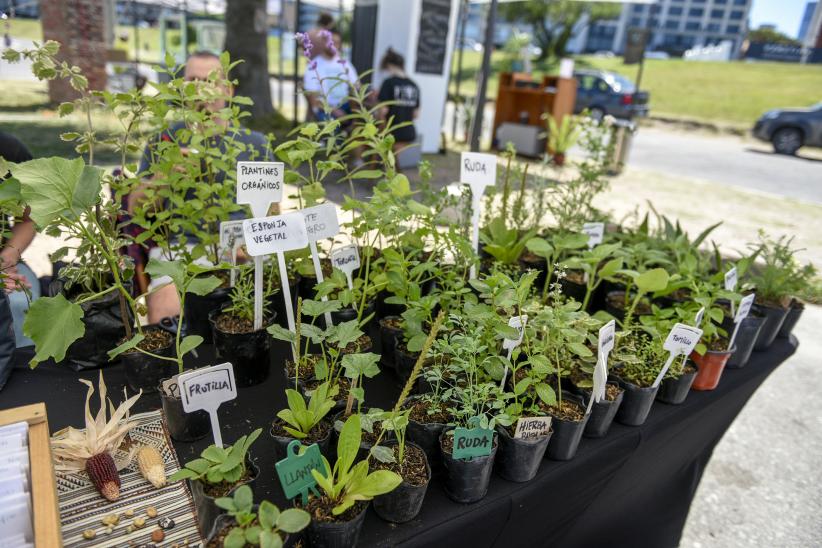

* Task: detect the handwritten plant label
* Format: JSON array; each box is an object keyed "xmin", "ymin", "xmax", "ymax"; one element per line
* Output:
[
  {"xmin": 502, "ymin": 315, "xmax": 528, "ymax": 351},
  {"xmin": 275, "ymin": 440, "xmax": 323, "ymax": 504},
  {"xmin": 331, "ymin": 245, "xmax": 360, "ymax": 289},
  {"xmin": 161, "ymin": 374, "xmax": 181, "ymax": 398},
  {"xmin": 653, "ymin": 323, "xmax": 704, "ymax": 387},
  {"xmin": 598, "ymin": 319, "xmax": 616, "ymax": 357},
  {"xmin": 724, "ymin": 267, "xmax": 738, "ymax": 292},
  {"xmin": 302, "ymin": 203, "xmax": 340, "ymax": 242},
  {"xmin": 219, "ymin": 220, "xmax": 245, "ymax": 252},
  {"xmin": 237, "ymin": 161, "xmax": 283, "ymax": 217},
  {"xmin": 728, "ymin": 293, "xmax": 756, "ymax": 351},
  {"xmin": 513, "ymin": 417, "xmax": 552, "ymax": 440},
  {"xmin": 591, "ymin": 320, "xmax": 616, "ymax": 406},
  {"xmin": 582, "ymin": 222, "xmax": 605, "ymax": 248},
  {"xmin": 178, "ymin": 363, "xmax": 237, "ymax": 447},
  {"xmin": 242, "ymin": 212, "xmax": 309, "ymax": 257},
  {"xmin": 452, "ymin": 426, "xmax": 494, "ymax": 460},
  {"xmin": 460, "ymin": 151, "xmax": 497, "ymax": 190}
]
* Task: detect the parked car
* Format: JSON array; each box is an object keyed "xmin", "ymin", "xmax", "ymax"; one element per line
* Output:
[
  {"xmin": 753, "ymin": 103, "xmax": 822, "ymax": 155},
  {"xmin": 573, "ymin": 69, "xmax": 649, "ymax": 121}
]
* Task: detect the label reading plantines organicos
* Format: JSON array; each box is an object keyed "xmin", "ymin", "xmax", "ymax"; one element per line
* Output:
[
  {"xmin": 275, "ymin": 440, "xmax": 323, "ymax": 505},
  {"xmin": 513, "ymin": 417, "xmax": 552, "ymax": 440},
  {"xmin": 237, "ymin": 161, "xmax": 283, "ymax": 218},
  {"xmin": 453, "ymin": 427, "xmax": 494, "ymax": 459}
]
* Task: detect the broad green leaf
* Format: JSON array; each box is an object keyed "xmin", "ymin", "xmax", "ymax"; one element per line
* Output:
[
  {"xmin": 24, "ymin": 294, "xmax": 85, "ymax": 368},
  {"xmin": 0, "ymin": 178, "xmax": 20, "ymax": 202},
  {"xmin": 526, "ymin": 237, "xmax": 553, "ymax": 257},
  {"xmin": 336, "ymin": 414, "xmax": 361, "ymax": 476},
  {"xmin": 568, "ymin": 342, "xmax": 593, "ymax": 358},
  {"xmin": 258, "ymin": 500, "xmax": 280, "ymax": 530},
  {"xmin": 260, "ymin": 530, "xmax": 284, "ymax": 548},
  {"xmin": 276, "ymin": 508, "xmax": 311, "ymax": 533},
  {"xmin": 11, "ymin": 157, "xmax": 102, "ymax": 226},
  {"xmin": 187, "ymin": 275, "xmax": 222, "ymax": 296},
  {"xmin": 536, "ymin": 382, "xmax": 557, "ymax": 406},
  {"xmin": 267, "ymin": 323, "xmax": 296, "ymax": 343},
  {"xmin": 598, "ymin": 258, "xmax": 623, "ymax": 279},
  {"xmin": 179, "ymin": 335, "xmax": 203, "ymax": 357},
  {"xmin": 107, "ymin": 333, "xmax": 145, "ymax": 360},
  {"xmin": 146, "ymin": 258, "xmax": 185, "ymax": 289},
  {"xmin": 635, "ymin": 268, "xmax": 670, "ymax": 294},
  {"xmin": 341, "ymin": 352, "xmax": 381, "ymax": 379},
  {"xmin": 370, "ymin": 444, "xmax": 396, "ymax": 463},
  {"xmin": 301, "ymin": 298, "xmax": 341, "ymax": 317},
  {"xmin": 224, "ymin": 527, "xmax": 246, "ymax": 548},
  {"xmin": 356, "ymin": 470, "xmax": 402, "ymax": 497},
  {"xmin": 233, "ymin": 485, "xmax": 253, "ymax": 511}
]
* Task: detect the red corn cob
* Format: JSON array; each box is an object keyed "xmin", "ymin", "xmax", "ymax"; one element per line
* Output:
[{"xmin": 85, "ymin": 452, "xmax": 121, "ymax": 501}]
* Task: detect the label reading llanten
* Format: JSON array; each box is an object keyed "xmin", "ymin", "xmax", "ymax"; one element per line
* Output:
[
  {"xmin": 275, "ymin": 440, "xmax": 323, "ymax": 504},
  {"xmin": 452, "ymin": 426, "xmax": 495, "ymax": 460}
]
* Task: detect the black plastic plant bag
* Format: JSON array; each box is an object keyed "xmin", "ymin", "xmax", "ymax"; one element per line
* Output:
[{"xmin": 0, "ymin": 291, "xmax": 15, "ymax": 390}]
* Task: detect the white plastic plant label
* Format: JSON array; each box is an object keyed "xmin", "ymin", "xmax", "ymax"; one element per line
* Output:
[
  {"xmin": 302, "ymin": 203, "xmax": 340, "ymax": 242},
  {"xmin": 735, "ymin": 293, "xmax": 755, "ymax": 324},
  {"xmin": 598, "ymin": 320, "xmax": 616, "ymax": 357},
  {"xmin": 582, "ymin": 222, "xmax": 605, "ymax": 249},
  {"xmin": 513, "ymin": 417, "xmax": 552, "ymax": 440},
  {"xmin": 178, "ymin": 363, "xmax": 237, "ymax": 447},
  {"xmin": 590, "ymin": 320, "xmax": 616, "ymax": 407},
  {"xmin": 219, "ymin": 220, "xmax": 245, "ymax": 252},
  {"xmin": 243, "ymin": 212, "xmax": 309, "ymax": 257},
  {"xmin": 694, "ymin": 306, "xmax": 706, "ymax": 328},
  {"xmin": 331, "ymin": 245, "xmax": 360, "ymax": 289},
  {"xmin": 724, "ymin": 266, "xmax": 738, "ymax": 292},
  {"xmin": 459, "ymin": 151, "xmax": 497, "ymax": 190},
  {"xmin": 653, "ymin": 323, "xmax": 704, "ymax": 387},
  {"xmin": 237, "ymin": 161, "xmax": 284, "ymax": 218},
  {"xmin": 502, "ymin": 315, "xmax": 528, "ymax": 351}
]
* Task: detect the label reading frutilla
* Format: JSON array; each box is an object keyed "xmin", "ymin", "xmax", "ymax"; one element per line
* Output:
[
  {"xmin": 302, "ymin": 203, "xmax": 340, "ymax": 242},
  {"xmin": 452, "ymin": 426, "xmax": 494, "ymax": 460},
  {"xmin": 513, "ymin": 417, "xmax": 552, "ymax": 440},
  {"xmin": 178, "ymin": 363, "xmax": 237, "ymax": 447},
  {"xmin": 275, "ymin": 440, "xmax": 323, "ymax": 504},
  {"xmin": 243, "ymin": 212, "xmax": 309, "ymax": 257}
]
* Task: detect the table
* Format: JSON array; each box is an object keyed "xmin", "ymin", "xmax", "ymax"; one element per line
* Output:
[{"xmin": 1, "ymin": 337, "xmax": 797, "ymax": 548}]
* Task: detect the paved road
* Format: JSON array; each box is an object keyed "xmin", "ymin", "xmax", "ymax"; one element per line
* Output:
[{"xmin": 628, "ymin": 127, "xmax": 822, "ymax": 204}]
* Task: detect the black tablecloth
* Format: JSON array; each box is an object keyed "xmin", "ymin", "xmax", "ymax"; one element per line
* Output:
[{"xmin": 0, "ymin": 337, "xmax": 797, "ymax": 548}]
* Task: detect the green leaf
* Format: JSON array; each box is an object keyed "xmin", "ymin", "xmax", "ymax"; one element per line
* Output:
[
  {"xmin": 351, "ymin": 169, "xmax": 383, "ymax": 179},
  {"xmin": 536, "ymin": 382, "xmax": 557, "ymax": 406},
  {"xmin": 10, "ymin": 157, "xmax": 102, "ymax": 226},
  {"xmin": 258, "ymin": 500, "xmax": 280, "ymax": 530},
  {"xmin": 224, "ymin": 528, "xmax": 246, "ymax": 548},
  {"xmin": 525, "ymin": 237, "xmax": 553, "ymax": 258},
  {"xmin": 341, "ymin": 352, "xmax": 381, "ymax": 379},
  {"xmin": 267, "ymin": 323, "xmax": 296, "ymax": 343},
  {"xmin": 301, "ymin": 298, "xmax": 341, "ymax": 317},
  {"xmin": 598, "ymin": 258, "xmax": 623, "ymax": 279},
  {"xmin": 23, "ymin": 294, "xmax": 85, "ymax": 368},
  {"xmin": 233, "ymin": 484, "xmax": 253, "ymax": 512},
  {"xmin": 107, "ymin": 333, "xmax": 145, "ymax": 360},
  {"xmin": 179, "ymin": 335, "xmax": 204, "ymax": 357},
  {"xmin": 568, "ymin": 342, "xmax": 593, "ymax": 358},
  {"xmin": 356, "ymin": 470, "xmax": 402, "ymax": 497},
  {"xmin": 276, "ymin": 508, "xmax": 311, "ymax": 533},
  {"xmin": 146, "ymin": 258, "xmax": 185, "ymax": 289},
  {"xmin": 187, "ymin": 275, "xmax": 222, "ymax": 296},
  {"xmin": 370, "ymin": 444, "xmax": 396, "ymax": 464},
  {"xmin": 336, "ymin": 414, "xmax": 361, "ymax": 477},
  {"xmin": 260, "ymin": 530, "xmax": 284, "ymax": 548},
  {"xmin": 635, "ymin": 268, "xmax": 670, "ymax": 294}
]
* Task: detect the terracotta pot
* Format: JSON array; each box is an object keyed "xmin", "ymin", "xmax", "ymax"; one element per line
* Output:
[{"xmin": 691, "ymin": 347, "xmax": 735, "ymax": 391}]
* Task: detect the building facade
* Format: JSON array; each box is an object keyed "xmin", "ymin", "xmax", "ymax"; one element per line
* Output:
[
  {"xmin": 798, "ymin": 2, "xmax": 817, "ymax": 40},
  {"xmin": 580, "ymin": 0, "xmax": 753, "ymax": 56}
]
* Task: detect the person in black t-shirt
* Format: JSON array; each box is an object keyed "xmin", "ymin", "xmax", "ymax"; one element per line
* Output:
[{"xmin": 377, "ymin": 49, "xmax": 420, "ymax": 157}]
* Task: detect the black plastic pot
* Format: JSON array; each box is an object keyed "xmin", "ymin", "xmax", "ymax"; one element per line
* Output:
[
  {"xmin": 656, "ymin": 365, "xmax": 698, "ymax": 405},
  {"xmin": 614, "ymin": 377, "xmax": 659, "ymax": 426},
  {"xmin": 777, "ymin": 300, "xmax": 803, "ymax": 339},
  {"xmin": 378, "ymin": 316, "xmax": 403, "ymax": 370},
  {"xmin": 330, "ymin": 301, "xmax": 375, "ymax": 328},
  {"xmin": 579, "ymin": 382, "xmax": 624, "ymax": 438},
  {"xmin": 726, "ymin": 316, "xmax": 764, "ymax": 369},
  {"xmin": 190, "ymin": 457, "xmax": 259, "ymax": 539},
  {"xmin": 604, "ymin": 290, "xmax": 628, "ymax": 323},
  {"xmin": 159, "ymin": 378, "xmax": 211, "ymax": 442},
  {"xmin": 407, "ymin": 414, "xmax": 447, "ymax": 473},
  {"xmin": 440, "ymin": 429, "xmax": 498, "ymax": 504},
  {"xmin": 305, "ymin": 502, "xmax": 368, "ymax": 548},
  {"xmin": 495, "ymin": 424, "xmax": 552, "ymax": 482},
  {"xmin": 545, "ymin": 395, "xmax": 590, "ymax": 461},
  {"xmin": 752, "ymin": 302, "xmax": 790, "ymax": 351},
  {"xmin": 122, "ymin": 328, "xmax": 177, "ymax": 394},
  {"xmin": 372, "ymin": 442, "xmax": 431, "ymax": 523},
  {"xmin": 270, "ymin": 420, "xmax": 334, "ymax": 462},
  {"xmin": 209, "ymin": 309, "xmax": 273, "ymax": 387},
  {"xmin": 560, "ymin": 272, "xmax": 587, "ymax": 305},
  {"xmin": 185, "ymin": 286, "xmax": 231, "ymax": 344},
  {"xmin": 376, "ymin": 290, "xmax": 405, "ymax": 320}
]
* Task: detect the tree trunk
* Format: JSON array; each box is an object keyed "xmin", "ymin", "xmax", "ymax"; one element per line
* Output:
[{"xmin": 224, "ymin": 0, "xmax": 273, "ymax": 118}]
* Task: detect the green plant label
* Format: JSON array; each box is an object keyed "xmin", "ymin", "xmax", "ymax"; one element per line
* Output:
[
  {"xmin": 453, "ymin": 427, "xmax": 494, "ymax": 459},
  {"xmin": 513, "ymin": 417, "xmax": 552, "ymax": 440},
  {"xmin": 275, "ymin": 440, "xmax": 323, "ymax": 504}
]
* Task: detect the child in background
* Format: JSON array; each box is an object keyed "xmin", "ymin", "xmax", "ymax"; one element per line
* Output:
[{"xmin": 377, "ymin": 48, "xmax": 420, "ymax": 159}]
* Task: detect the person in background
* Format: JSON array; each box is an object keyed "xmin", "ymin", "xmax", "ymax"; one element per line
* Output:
[
  {"xmin": 307, "ymin": 12, "xmax": 336, "ymax": 57},
  {"xmin": 303, "ymin": 27, "xmax": 359, "ymax": 124},
  {"xmin": 0, "ymin": 132, "xmax": 39, "ymax": 347},
  {"xmin": 376, "ymin": 48, "xmax": 420, "ymax": 159},
  {"xmin": 129, "ymin": 51, "xmax": 268, "ymax": 323}
]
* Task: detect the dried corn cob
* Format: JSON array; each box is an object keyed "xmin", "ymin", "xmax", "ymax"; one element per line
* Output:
[
  {"xmin": 136, "ymin": 445, "xmax": 166, "ymax": 488},
  {"xmin": 86, "ymin": 452, "xmax": 121, "ymax": 501}
]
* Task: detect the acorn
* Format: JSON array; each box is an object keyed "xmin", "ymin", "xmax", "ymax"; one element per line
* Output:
[
  {"xmin": 136, "ymin": 446, "xmax": 166, "ymax": 488},
  {"xmin": 85, "ymin": 452, "xmax": 121, "ymax": 501}
]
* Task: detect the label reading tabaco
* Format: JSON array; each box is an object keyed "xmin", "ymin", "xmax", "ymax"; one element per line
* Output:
[
  {"xmin": 219, "ymin": 220, "xmax": 245, "ymax": 251},
  {"xmin": 582, "ymin": 222, "xmax": 605, "ymax": 248},
  {"xmin": 331, "ymin": 245, "xmax": 360, "ymax": 273},
  {"xmin": 243, "ymin": 212, "xmax": 309, "ymax": 257},
  {"xmin": 302, "ymin": 203, "xmax": 340, "ymax": 242},
  {"xmin": 513, "ymin": 417, "xmax": 552, "ymax": 440}
]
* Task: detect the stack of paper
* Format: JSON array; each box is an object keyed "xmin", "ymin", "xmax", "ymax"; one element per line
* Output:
[{"xmin": 0, "ymin": 421, "xmax": 33, "ymax": 548}]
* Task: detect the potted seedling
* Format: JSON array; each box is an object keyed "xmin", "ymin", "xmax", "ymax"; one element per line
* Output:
[
  {"xmin": 403, "ymin": 353, "xmax": 454, "ymax": 470},
  {"xmin": 688, "ymin": 291, "xmax": 734, "ymax": 391},
  {"xmin": 545, "ymin": 113, "xmax": 582, "ymax": 166},
  {"xmin": 611, "ymin": 333, "xmax": 666, "ymax": 425},
  {"xmin": 603, "ymin": 243, "xmax": 672, "ymax": 322},
  {"xmin": 392, "ymin": 295, "xmax": 439, "ymax": 383},
  {"xmin": 270, "ymin": 382, "xmax": 337, "ymax": 460},
  {"xmin": 210, "ymin": 264, "xmax": 276, "ymax": 387},
  {"xmin": 564, "ymin": 242, "xmax": 623, "ymax": 312},
  {"xmin": 302, "ymin": 413, "xmax": 402, "ymax": 547},
  {"xmin": 208, "ymin": 485, "xmax": 311, "ymax": 548},
  {"xmin": 525, "ymin": 231, "xmax": 589, "ymax": 304},
  {"xmin": 638, "ymin": 305, "xmax": 698, "ymax": 404},
  {"xmin": 170, "ymin": 429, "xmax": 262, "ymax": 538}
]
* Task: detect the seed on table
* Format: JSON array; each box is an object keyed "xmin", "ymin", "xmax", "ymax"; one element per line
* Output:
[
  {"xmin": 146, "ymin": 506, "xmax": 158, "ymax": 518},
  {"xmin": 82, "ymin": 529, "xmax": 96, "ymax": 540},
  {"xmin": 102, "ymin": 513, "xmax": 120, "ymax": 526},
  {"xmin": 124, "ymin": 508, "xmax": 135, "ymax": 517},
  {"xmin": 134, "ymin": 517, "xmax": 146, "ymax": 528},
  {"xmin": 151, "ymin": 529, "xmax": 165, "ymax": 542},
  {"xmin": 127, "ymin": 525, "xmax": 136, "ymax": 533},
  {"xmin": 105, "ymin": 526, "xmax": 113, "ymax": 534},
  {"xmin": 158, "ymin": 517, "xmax": 176, "ymax": 530}
]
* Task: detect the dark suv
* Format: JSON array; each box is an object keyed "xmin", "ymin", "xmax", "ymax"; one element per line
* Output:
[
  {"xmin": 753, "ymin": 103, "xmax": 822, "ymax": 155},
  {"xmin": 573, "ymin": 69, "xmax": 649, "ymax": 121}
]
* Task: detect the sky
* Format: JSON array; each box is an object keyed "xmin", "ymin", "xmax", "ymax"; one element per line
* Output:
[{"xmin": 749, "ymin": 0, "xmax": 813, "ymax": 37}]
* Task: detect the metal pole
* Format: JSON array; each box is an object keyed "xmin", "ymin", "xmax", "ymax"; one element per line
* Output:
[
  {"xmin": 278, "ymin": 0, "xmax": 284, "ymax": 110},
  {"xmin": 469, "ymin": 0, "xmax": 496, "ymax": 152},
  {"xmin": 132, "ymin": 0, "xmax": 140, "ymax": 66},
  {"xmin": 451, "ymin": 0, "xmax": 467, "ymax": 142},
  {"xmin": 293, "ymin": 0, "xmax": 301, "ymax": 127},
  {"xmin": 635, "ymin": 2, "xmax": 655, "ymax": 92}
]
